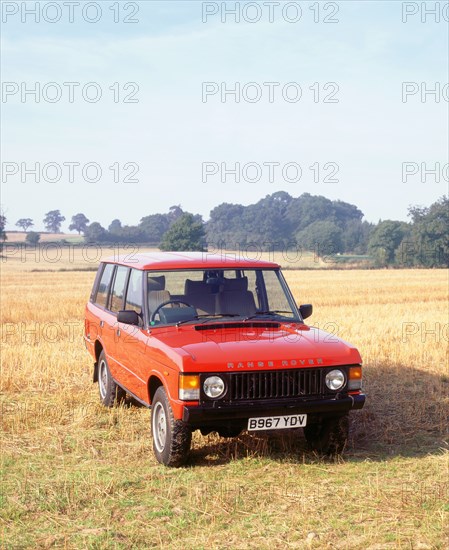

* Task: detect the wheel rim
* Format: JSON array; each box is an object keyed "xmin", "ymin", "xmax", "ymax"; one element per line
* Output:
[
  {"xmin": 99, "ymin": 359, "xmax": 108, "ymax": 399},
  {"xmin": 152, "ymin": 402, "xmax": 167, "ymax": 453}
]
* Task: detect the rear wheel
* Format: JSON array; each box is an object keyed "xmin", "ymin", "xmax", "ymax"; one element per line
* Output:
[
  {"xmin": 304, "ymin": 414, "xmax": 349, "ymax": 456},
  {"xmin": 97, "ymin": 351, "xmax": 125, "ymax": 407},
  {"xmin": 151, "ymin": 387, "xmax": 191, "ymax": 467}
]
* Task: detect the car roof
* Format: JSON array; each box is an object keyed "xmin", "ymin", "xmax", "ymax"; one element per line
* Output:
[{"xmin": 101, "ymin": 251, "xmax": 280, "ymax": 270}]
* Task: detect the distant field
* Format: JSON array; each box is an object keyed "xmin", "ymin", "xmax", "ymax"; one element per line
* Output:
[
  {"xmin": 1, "ymin": 243, "xmax": 160, "ymax": 271},
  {"xmin": 0, "ymin": 253, "xmax": 448, "ymax": 548},
  {"xmin": 5, "ymin": 232, "xmax": 83, "ymax": 243},
  {"xmin": 1, "ymin": 241, "xmax": 371, "ymax": 272}
]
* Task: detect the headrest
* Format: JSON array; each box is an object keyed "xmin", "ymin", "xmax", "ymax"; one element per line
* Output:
[
  {"xmin": 222, "ymin": 276, "xmax": 248, "ymax": 291},
  {"xmin": 147, "ymin": 275, "xmax": 165, "ymax": 291},
  {"xmin": 185, "ymin": 279, "xmax": 210, "ymax": 294}
]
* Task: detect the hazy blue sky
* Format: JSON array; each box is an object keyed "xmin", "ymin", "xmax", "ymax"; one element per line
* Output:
[{"xmin": 1, "ymin": 1, "xmax": 448, "ymax": 231}]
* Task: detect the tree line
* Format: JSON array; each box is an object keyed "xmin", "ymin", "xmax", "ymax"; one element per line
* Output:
[
  {"xmin": 1, "ymin": 192, "xmax": 447, "ymax": 267},
  {"xmin": 0, "ymin": 210, "xmax": 88, "ymax": 245}
]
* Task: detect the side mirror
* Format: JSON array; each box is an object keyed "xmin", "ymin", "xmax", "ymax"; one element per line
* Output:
[
  {"xmin": 299, "ymin": 304, "xmax": 313, "ymax": 320},
  {"xmin": 117, "ymin": 310, "xmax": 140, "ymax": 326}
]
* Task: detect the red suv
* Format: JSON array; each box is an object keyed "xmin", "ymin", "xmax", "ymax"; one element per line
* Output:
[{"xmin": 84, "ymin": 252, "xmax": 365, "ymax": 466}]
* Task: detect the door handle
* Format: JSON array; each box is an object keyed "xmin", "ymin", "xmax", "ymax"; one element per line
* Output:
[
  {"xmin": 116, "ymin": 329, "xmax": 121, "ymax": 337},
  {"xmin": 100, "ymin": 320, "xmax": 104, "ymax": 328}
]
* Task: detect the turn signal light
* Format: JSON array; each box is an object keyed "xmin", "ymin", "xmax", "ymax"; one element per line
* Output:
[
  {"xmin": 348, "ymin": 366, "xmax": 362, "ymax": 390},
  {"xmin": 179, "ymin": 374, "xmax": 200, "ymax": 400}
]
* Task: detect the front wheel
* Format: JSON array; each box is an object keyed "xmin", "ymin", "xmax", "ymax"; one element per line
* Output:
[
  {"xmin": 151, "ymin": 387, "xmax": 192, "ymax": 467},
  {"xmin": 303, "ymin": 414, "xmax": 349, "ymax": 456}
]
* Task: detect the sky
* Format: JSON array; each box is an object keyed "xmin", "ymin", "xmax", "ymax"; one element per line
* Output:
[{"xmin": 1, "ymin": 0, "xmax": 448, "ymax": 232}]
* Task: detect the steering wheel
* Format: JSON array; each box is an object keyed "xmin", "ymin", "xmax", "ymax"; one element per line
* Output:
[{"xmin": 151, "ymin": 300, "xmax": 194, "ymax": 322}]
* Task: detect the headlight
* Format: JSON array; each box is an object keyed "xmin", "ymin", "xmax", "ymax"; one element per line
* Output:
[
  {"xmin": 203, "ymin": 376, "xmax": 225, "ymax": 399},
  {"xmin": 325, "ymin": 369, "xmax": 345, "ymax": 391}
]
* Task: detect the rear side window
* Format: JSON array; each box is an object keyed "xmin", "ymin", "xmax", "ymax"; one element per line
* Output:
[
  {"xmin": 110, "ymin": 266, "xmax": 130, "ymax": 312},
  {"xmin": 95, "ymin": 264, "xmax": 115, "ymax": 308},
  {"xmin": 125, "ymin": 269, "xmax": 143, "ymax": 313}
]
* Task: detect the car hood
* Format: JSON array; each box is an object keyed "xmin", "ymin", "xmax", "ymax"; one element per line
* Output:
[{"xmin": 150, "ymin": 322, "xmax": 362, "ymax": 372}]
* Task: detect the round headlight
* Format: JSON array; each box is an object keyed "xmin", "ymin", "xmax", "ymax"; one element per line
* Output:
[
  {"xmin": 203, "ymin": 376, "xmax": 225, "ymax": 399},
  {"xmin": 325, "ymin": 369, "xmax": 345, "ymax": 391}
]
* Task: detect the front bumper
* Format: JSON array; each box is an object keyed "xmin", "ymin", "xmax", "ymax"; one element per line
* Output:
[{"xmin": 182, "ymin": 393, "xmax": 365, "ymax": 426}]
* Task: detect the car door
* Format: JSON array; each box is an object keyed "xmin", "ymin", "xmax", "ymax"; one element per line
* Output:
[
  {"xmin": 115, "ymin": 268, "xmax": 150, "ymax": 402},
  {"xmin": 87, "ymin": 262, "xmax": 115, "ymax": 356},
  {"xmin": 104, "ymin": 265, "xmax": 131, "ymax": 386}
]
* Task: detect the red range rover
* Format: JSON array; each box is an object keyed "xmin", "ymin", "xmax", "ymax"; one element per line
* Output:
[{"xmin": 84, "ymin": 252, "xmax": 365, "ymax": 466}]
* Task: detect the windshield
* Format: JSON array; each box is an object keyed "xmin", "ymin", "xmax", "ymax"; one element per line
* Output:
[{"xmin": 146, "ymin": 268, "xmax": 300, "ymax": 326}]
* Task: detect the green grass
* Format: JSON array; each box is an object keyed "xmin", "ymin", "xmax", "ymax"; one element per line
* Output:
[{"xmin": 1, "ymin": 393, "xmax": 448, "ymax": 549}]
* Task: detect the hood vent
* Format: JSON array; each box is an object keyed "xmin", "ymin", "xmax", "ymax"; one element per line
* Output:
[{"xmin": 195, "ymin": 322, "xmax": 280, "ymax": 331}]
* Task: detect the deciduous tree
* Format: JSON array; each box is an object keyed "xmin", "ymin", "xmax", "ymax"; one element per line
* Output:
[
  {"xmin": 25, "ymin": 232, "xmax": 40, "ymax": 245},
  {"xmin": 84, "ymin": 222, "xmax": 107, "ymax": 243},
  {"xmin": 160, "ymin": 213, "xmax": 205, "ymax": 251},
  {"xmin": 16, "ymin": 218, "xmax": 34, "ymax": 232},
  {"xmin": 43, "ymin": 210, "xmax": 65, "ymax": 233},
  {"xmin": 0, "ymin": 215, "xmax": 7, "ymax": 242},
  {"xmin": 368, "ymin": 220, "xmax": 410, "ymax": 266},
  {"xmin": 69, "ymin": 213, "xmax": 90, "ymax": 235}
]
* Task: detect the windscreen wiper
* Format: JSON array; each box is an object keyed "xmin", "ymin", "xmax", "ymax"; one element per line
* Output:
[
  {"xmin": 243, "ymin": 310, "xmax": 292, "ymax": 321},
  {"xmin": 176, "ymin": 313, "xmax": 241, "ymax": 326}
]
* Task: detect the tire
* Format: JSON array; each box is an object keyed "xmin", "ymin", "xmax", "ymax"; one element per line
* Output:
[
  {"xmin": 303, "ymin": 414, "xmax": 349, "ymax": 456},
  {"xmin": 151, "ymin": 386, "xmax": 192, "ymax": 467},
  {"xmin": 97, "ymin": 351, "xmax": 125, "ymax": 407}
]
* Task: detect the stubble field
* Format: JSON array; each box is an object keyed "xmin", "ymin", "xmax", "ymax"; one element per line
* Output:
[{"xmin": 1, "ymin": 249, "xmax": 448, "ymax": 549}]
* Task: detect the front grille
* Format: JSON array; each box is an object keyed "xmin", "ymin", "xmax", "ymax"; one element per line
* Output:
[{"xmin": 229, "ymin": 368, "xmax": 325, "ymax": 401}]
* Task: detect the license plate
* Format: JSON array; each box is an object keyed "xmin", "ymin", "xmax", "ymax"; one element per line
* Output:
[{"xmin": 247, "ymin": 414, "xmax": 307, "ymax": 431}]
